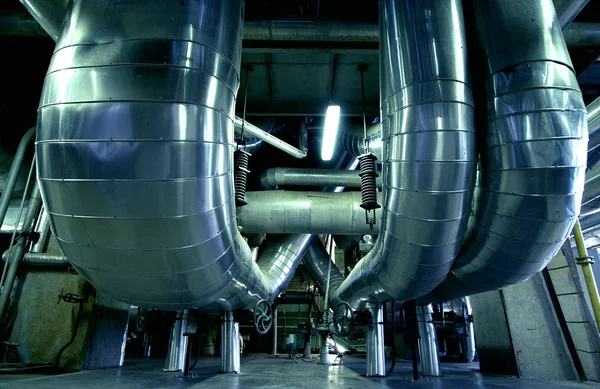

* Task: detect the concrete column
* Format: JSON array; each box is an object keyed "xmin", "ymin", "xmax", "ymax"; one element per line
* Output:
[
  {"xmin": 365, "ymin": 301, "xmax": 385, "ymax": 377},
  {"xmin": 220, "ymin": 311, "xmax": 240, "ymax": 374},
  {"xmin": 164, "ymin": 309, "xmax": 189, "ymax": 372},
  {"xmin": 416, "ymin": 304, "xmax": 441, "ymax": 376}
]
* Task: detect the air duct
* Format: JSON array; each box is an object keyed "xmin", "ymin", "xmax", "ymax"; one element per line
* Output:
[
  {"xmin": 35, "ymin": 0, "xmax": 311, "ymax": 310},
  {"xmin": 330, "ymin": 0, "xmax": 476, "ymax": 309},
  {"xmin": 431, "ymin": 0, "xmax": 587, "ymax": 300},
  {"xmin": 342, "ymin": 122, "xmax": 382, "ymax": 162},
  {"xmin": 303, "ymin": 239, "xmax": 346, "ymax": 310},
  {"xmin": 260, "ymin": 168, "xmax": 381, "ymax": 190}
]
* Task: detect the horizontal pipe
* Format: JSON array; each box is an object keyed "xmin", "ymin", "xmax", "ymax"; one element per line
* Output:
[
  {"xmin": 563, "ymin": 22, "xmax": 600, "ymax": 48},
  {"xmin": 238, "ymin": 191, "xmax": 381, "ymax": 235},
  {"xmin": 2, "ymin": 251, "xmax": 70, "ymax": 267},
  {"xmin": 260, "ymin": 168, "xmax": 381, "ymax": 189},
  {"xmin": 554, "ymin": 0, "xmax": 589, "ymax": 30},
  {"xmin": 234, "ymin": 117, "xmax": 307, "ymax": 159}
]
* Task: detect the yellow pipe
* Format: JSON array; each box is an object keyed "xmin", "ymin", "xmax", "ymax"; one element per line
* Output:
[{"xmin": 572, "ymin": 219, "xmax": 600, "ymax": 331}]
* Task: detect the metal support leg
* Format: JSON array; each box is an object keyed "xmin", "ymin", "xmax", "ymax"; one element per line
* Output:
[
  {"xmin": 318, "ymin": 333, "xmax": 330, "ymax": 365},
  {"xmin": 405, "ymin": 300, "xmax": 420, "ymax": 381},
  {"xmin": 164, "ymin": 310, "xmax": 189, "ymax": 372},
  {"xmin": 416, "ymin": 304, "xmax": 441, "ymax": 377},
  {"xmin": 220, "ymin": 311, "xmax": 240, "ymax": 374},
  {"xmin": 365, "ymin": 301, "xmax": 385, "ymax": 377},
  {"xmin": 272, "ymin": 308, "xmax": 278, "ymax": 354}
]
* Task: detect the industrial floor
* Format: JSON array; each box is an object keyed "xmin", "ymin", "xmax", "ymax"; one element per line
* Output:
[{"xmin": 0, "ymin": 355, "xmax": 597, "ymax": 389}]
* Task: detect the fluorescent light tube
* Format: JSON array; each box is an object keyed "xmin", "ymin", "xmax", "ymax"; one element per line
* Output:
[{"xmin": 321, "ymin": 105, "xmax": 341, "ymax": 161}]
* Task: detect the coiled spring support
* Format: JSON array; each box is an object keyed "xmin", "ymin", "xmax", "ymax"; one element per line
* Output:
[
  {"xmin": 234, "ymin": 148, "xmax": 251, "ymax": 207},
  {"xmin": 358, "ymin": 152, "xmax": 380, "ymax": 228}
]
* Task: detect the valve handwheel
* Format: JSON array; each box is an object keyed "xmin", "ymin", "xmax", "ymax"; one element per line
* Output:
[
  {"xmin": 332, "ymin": 301, "xmax": 353, "ymax": 336},
  {"xmin": 253, "ymin": 299, "xmax": 273, "ymax": 335}
]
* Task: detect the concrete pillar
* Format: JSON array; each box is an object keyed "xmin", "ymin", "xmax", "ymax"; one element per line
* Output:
[
  {"xmin": 365, "ymin": 301, "xmax": 385, "ymax": 377},
  {"xmin": 220, "ymin": 311, "xmax": 240, "ymax": 374},
  {"xmin": 416, "ymin": 304, "xmax": 441, "ymax": 376}
]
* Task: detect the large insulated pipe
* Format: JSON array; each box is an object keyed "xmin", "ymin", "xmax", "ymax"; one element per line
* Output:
[
  {"xmin": 342, "ymin": 122, "xmax": 382, "ymax": 162},
  {"xmin": 260, "ymin": 168, "xmax": 381, "ymax": 189},
  {"xmin": 19, "ymin": 0, "xmax": 69, "ymax": 41},
  {"xmin": 330, "ymin": 0, "xmax": 476, "ymax": 309},
  {"xmin": 238, "ymin": 191, "xmax": 381, "ymax": 235},
  {"xmin": 432, "ymin": 0, "xmax": 587, "ymax": 300},
  {"xmin": 303, "ymin": 239, "xmax": 345, "ymax": 310},
  {"xmin": 35, "ymin": 0, "xmax": 310, "ymax": 311}
]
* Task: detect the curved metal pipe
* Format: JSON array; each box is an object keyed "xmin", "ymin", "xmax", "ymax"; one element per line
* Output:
[
  {"xmin": 342, "ymin": 122, "xmax": 382, "ymax": 162},
  {"xmin": 19, "ymin": 0, "xmax": 69, "ymax": 41},
  {"xmin": 238, "ymin": 191, "xmax": 381, "ymax": 235},
  {"xmin": 554, "ymin": 0, "xmax": 589, "ymax": 29},
  {"xmin": 35, "ymin": 0, "xmax": 310, "ymax": 311},
  {"xmin": 330, "ymin": 0, "xmax": 476, "ymax": 309},
  {"xmin": 260, "ymin": 168, "xmax": 381, "ymax": 189},
  {"xmin": 303, "ymin": 239, "xmax": 345, "ymax": 310},
  {"xmin": 0, "ymin": 127, "xmax": 35, "ymax": 229},
  {"xmin": 432, "ymin": 0, "xmax": 587, "ymax": 300}
]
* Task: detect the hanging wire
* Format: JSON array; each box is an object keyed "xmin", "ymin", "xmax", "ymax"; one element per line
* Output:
[
  {"xmin": 359, "ymin": 65, "xmax": 369, "ymax": 153},
  {"xmin": 238, "ymin": 66, "xmax": 251, "ymax": 150},
  {"xmin": 0, "ymin": 153, "xmax": 36, "ymax": 291}
]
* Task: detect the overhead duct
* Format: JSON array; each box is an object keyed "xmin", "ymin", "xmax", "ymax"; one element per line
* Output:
[
  {"xmin": 35, "ymin": 0, "xmax": 312, "ymax": 310},
  {"xmin": 330, "ymin": 0, "xmax": 477, "ymax": 309},
  {"xmin": 431, "ymin": 0, "xmax": 587, "ymax": 300}
]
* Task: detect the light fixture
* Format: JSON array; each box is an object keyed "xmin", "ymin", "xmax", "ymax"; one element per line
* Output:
[{"xmin": 321, "ymin": 105, "xmax": 341, "ymax": 161}]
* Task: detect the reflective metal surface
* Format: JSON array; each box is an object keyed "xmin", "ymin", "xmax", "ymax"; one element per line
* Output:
[
  {"xmin": 221, "ymin": 311, "xmax": 240, "ymax": 374},
  {"xmin": 164, "ymin": 310, "xmax": 189, "ymax": 372},
  {"xmin": 342, "ymin": 122, "xmax": 382, "ymax": 162},
  {"xmin": 433, "ymin": 0, "xmax": 587, "ymax": 300},
  {"xmin": 36, "ymin": 0, "xmax": 309, "ymax": 311},
  {"xmin": 239, "ymin": 191, "xmax": 381, "ymax": 235},
  {"xmin": 234, "ymin": 117, "xmax": 307, "ymax": 159},
  {"xmin": 587, "ymin": 97, "xmax": 600, "ymax": 169},
  {"xmin": 19, "ymin": 0, "xmax": 69, "ymax": 41},
  {"xmin": 581, "ymin": 167, "xmax": 600, "ymax": 217},
  {"xmin": 0, "ymin": 127, "xmax": 34, "ymax": 231},
  {"xmin": 416, "ymin": 304, "xmax": 441, "ymax": 377},
  {"xmin": 303, "ymin": 239, "xmax": 346, "ymax": 310},
  {"xmin": 331, "ymin": 0, "xmax": 476, "ymax": 308},
  {"xmin": 365, "ymin": 302, "xmax": 385, "ymax": 377},
  {"xmin": 553, "ymin": 0, "xmax": 589, "ymax": 29},
  {"xmin": 260, "ymin": 168, "xmax": 381, "ymax": 189}
]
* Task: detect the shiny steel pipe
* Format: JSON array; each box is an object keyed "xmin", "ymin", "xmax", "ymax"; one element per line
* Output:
[
  {"xmin": 416, "ymin": 304, "xmax": 441, "ymax": 377},
  {"xmin": 36, "ymin": 0, "xmax": 309, "ymax": 311},
  {"xmin": 2, "ymin": 252, "xmax": 69, "ymax": 267},
  {"xmin": 342, "ymin": 122, "xmax": 382, "ymax": 162},
  {"xmin": 244, "ymin": 20, "xmax": 378, "ymax": 42},
  {"xmin": 303, "ymin": 239, "xmax": 346, "ymax": 310},
  {"xmin": 19, "ymin": 0, "xmax": 69, "ymax": 41},
  {"xmin": 365, "ymin": 302, "xmax": 385, "ymax": 377},
  {"xmin": 0, "ymin": 127, "xmax": 34, "ymax": 230},
  {"xmin": 220, "ymin": 311, "xmax": 240, "ymax": 374},
  {"xmin": 164, "ymin": 310, "xmax": 189, "ymax": 372},
  {"xmin": 234, "ymin": 117, "xmax": 307, "ymax": 159},
  {"xmin": 331, "ymin": 0, "xmax": 476, "ymax": 309},
  {"xmin": 260, "ymin": 168, "xmax": 381, "ymax": 189},
  {"xmin": 462, "ymin": 297, "xmax": 476, "ymax": 364},
  {"xmin": 587, "ymin": 97, "xmax": 600, "ymax": 169},
  {"xmin": 581, "ymin": 167, "xmax": 600, "ymax": 217},
  {"xmin": 563, "ymin": 23, "xmax": 600, "ymax": 49},
  {"xmin": 554, "ymin": 0, "xmax": 589, "ymax": 29},
  {"xmin": 238, "ymin": 191, "xmax": 381, "ymax": 235},
  {"xmin": 432, "ymin": 0, "xmax": 587, "ymax": 300},
  {"xmin": 0, "ymin": 185, "xmax": 41, "ymax": 337}
]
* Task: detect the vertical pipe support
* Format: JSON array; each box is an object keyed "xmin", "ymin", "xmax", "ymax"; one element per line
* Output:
[
  {"xmin": 318, "ymin": 333, "xmax": 330, "ymax": 365},
  {"xmin": 365, "ymin": 301, "xmax": 385, "ymax": 377},
  {"xmin": 164, "ymin": 310, "xmax": 189, "ymax": 372},
  {"xmin": 272, "ymin": 308, "xmax": 278, "ymax": 354},
  {"xmin": 573, "ymin": 219, "xmax": 600, "ymax": 330},
  {"xmin": 220, "ymin": 311, "xmax": 240, "ymax": 374},
  {"xmin": 416, "ymin": 304, "xmax": 441, "ymax": 377}
]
